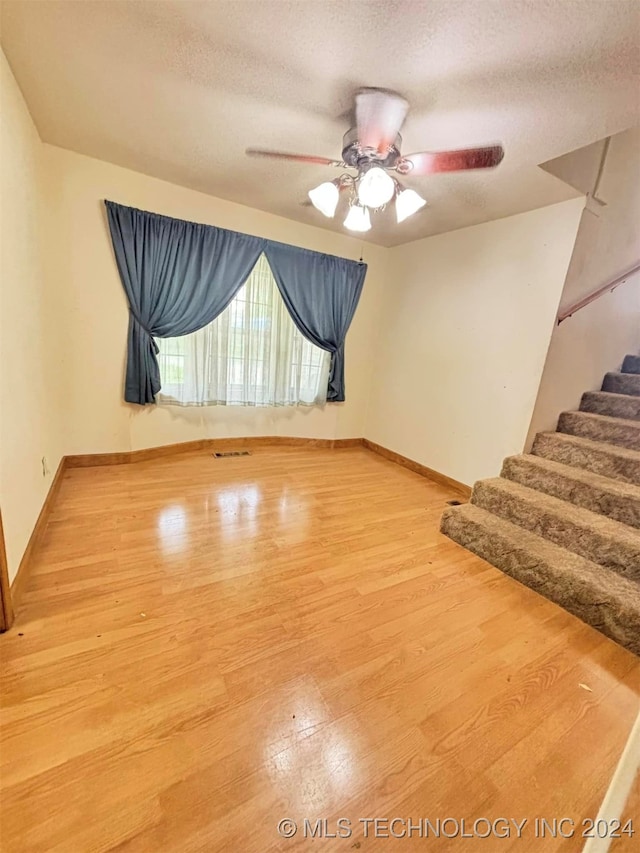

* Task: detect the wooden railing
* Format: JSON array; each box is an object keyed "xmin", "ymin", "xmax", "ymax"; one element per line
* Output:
[{"xmin": 557, "ymin": 262, "xmax": 640, "ymax": 324}]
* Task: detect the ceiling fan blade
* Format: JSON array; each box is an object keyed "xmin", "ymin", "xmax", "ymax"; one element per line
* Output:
[
  {"xmin": 355, "ymin": 88, "xmax": 409, "ymax": 153},
  {"xmin": 402, "ymin": 145, "xmax": 504, "ymax": 175},
  {"xmin": 246, "ymin": 148, "xmax": 342, "ymax": 166}
]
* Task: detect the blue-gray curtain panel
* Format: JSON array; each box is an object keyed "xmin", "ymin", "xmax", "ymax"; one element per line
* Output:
[
  {"xmin": 105, "ymin": 201, "xmax": 367, "ymax": 405},
  {"xmin": 264, "ymin": 244, "xmax": 366, "ymax": 402},
  {"xmin": 106, "ymin": 201, "xmax": 264, "ymax": 403}
]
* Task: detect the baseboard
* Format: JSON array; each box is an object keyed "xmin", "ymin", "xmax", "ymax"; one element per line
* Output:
[
  {"xmin": 64, "ymin": 436, "xmax": 364, "ymax": 467},
  {"xmin": 65, "ymin": 439, "xmax": 212, "ymax": 467},
  {"xmin": 362, "ymin": 438, "xmax": 472, "ymax": 497},
  {"xmin": 9, "ymin": 456, "xmax": 68, "ymax": 615},
  {"xmin": 583, "ymin": 710, "xmax": 640, "ymax": 853},
  {"xmin": 0, "ymin": 511, "xmax": 14, "ymax": 631},
  {"xmin": 64, "ymin": 437, "xmax": 467, "ymax": 499}
]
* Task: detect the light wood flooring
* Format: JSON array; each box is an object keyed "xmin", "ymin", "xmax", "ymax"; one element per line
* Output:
[{"xmin": 1, "ymin": 446, "xmax": 639, "ymax": 852}]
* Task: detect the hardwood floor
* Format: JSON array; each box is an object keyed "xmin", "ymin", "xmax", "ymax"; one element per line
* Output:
[{"xmin": 1, "ymin": 446, "xmax": 638, "ymax": 852}]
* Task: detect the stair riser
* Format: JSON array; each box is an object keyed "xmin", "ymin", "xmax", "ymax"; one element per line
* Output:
[
  {"xmin": 501, "ymin": 456, "xmax": 640, "ymax": 529},
  {"xmin": 441, "ymin": 508, "xmax": 640, "ymax": 655},
  {"xmin": 532, "ymin": 434, "xmax": 640, "ymax": 486},
  {"xmin": 602, "ymin": 372, "xmax": 640, "ymax": 397},
  {"xmin": 471, "ymin": 482, "xmax": 640, "ymax": 580},
  {"xmin": 580, "ymin": 392, "xmax": 640, "ymax": 421},
  {"xmin": 622, "ymin": 355, "xmax": 640, "ymax": 375},
  {"xmin": 558, "ymin": 412, "xmax": 640, "ymax": 451}
]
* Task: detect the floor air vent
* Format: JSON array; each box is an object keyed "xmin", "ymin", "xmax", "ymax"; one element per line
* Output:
[{"xmin": 213, "ymin": 451, "xmax": 251, "ymax": 458}]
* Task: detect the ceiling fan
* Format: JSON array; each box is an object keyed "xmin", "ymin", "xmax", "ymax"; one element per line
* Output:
[{"xmin": 246, "ymin": 88, "xmax": 504, "ymax": 233}]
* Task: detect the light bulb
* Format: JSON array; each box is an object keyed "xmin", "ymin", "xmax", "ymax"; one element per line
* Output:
[
  {"xmin": 357, "ymin": 167, "xmax": 395, "ymax": 208},
  {"xmin": 396, "ymin": 188, "xmax": 427, "ymax": 223},
  {"xmin": 343, "ymin": 205, "xmax": 371, "ymax": 232},
  {"xmin": 308, "ymin": 181, "xmax": 340, "ymax": 218}
]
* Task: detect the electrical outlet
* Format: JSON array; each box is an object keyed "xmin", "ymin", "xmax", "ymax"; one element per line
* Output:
[{"xmin": 41, "ymin": 456, "xmax": 49, "ymax": 477}]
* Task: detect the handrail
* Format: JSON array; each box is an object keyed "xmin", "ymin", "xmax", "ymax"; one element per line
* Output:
[{"xmin": 557, "ymin": 261, "xmax": 640, "ymax": 324}]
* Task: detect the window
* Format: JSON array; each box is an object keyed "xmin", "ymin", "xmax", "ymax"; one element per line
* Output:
[{"xmin": 157, "ymin": 254, "xmax": 330, "ymax": 407}]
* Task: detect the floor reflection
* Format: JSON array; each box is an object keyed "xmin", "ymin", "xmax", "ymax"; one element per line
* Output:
[
  {"xmin": 277, "ymin": 487, "xmax": 311, "ymax": 543},
  {"xmin": 261, "ymin": 678, "xmax": 358, "ymax": 813},
  {"xmin": 156, "ymin": 504, "xmax": 188, "ymax": 555},
  {"xmin": 217, "ymin": 484, "xmax": 262, "ymax": 539}
]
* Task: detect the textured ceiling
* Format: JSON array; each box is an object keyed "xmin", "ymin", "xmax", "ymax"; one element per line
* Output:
[{"xmin": 1, "ymin": 0, "xmax": 639, "ymax": 247}]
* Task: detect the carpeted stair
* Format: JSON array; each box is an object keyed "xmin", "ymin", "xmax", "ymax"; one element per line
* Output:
[
  {"xmin": 441, "ymin": 354, "xmax": 640, "ymax": 655},
  {"xmin": 602, "ymin": 372, "xmax": 640, "ymax": 396}
]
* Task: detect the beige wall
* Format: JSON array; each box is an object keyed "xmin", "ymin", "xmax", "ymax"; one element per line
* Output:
[
  {"xmin": 42, "ymin": 145, "xmax": 388, "ymax": 455},
  {"xmin": 366, "ymin": 198, "xmax": 585, "ymax": 487},
  {"xmin": 0, "ymin": 53, "xmax": 63, "ymax": 582},
  {"xmin": 527, "ymin": 128, "xmax": 640, "ymax": 445},
  {"xmin": 1, "ymin": 46, "xmax": 387, "ymax": 583}
]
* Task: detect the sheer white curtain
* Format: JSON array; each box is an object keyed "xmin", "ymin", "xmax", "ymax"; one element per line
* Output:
[{"xmin": 157, "ymin": 254, "xmax": 330, "ymax": 407}]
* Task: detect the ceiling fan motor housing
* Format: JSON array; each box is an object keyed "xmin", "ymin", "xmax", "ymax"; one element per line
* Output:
[{"xmin": 341, "ymin": 127, "xmax": 402, "ymax": 170}]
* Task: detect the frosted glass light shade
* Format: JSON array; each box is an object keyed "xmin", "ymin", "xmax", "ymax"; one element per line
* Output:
[
  {"xmin": 308, "ymin": 182, "xmax": 340, "ymax": 217},
  {"xmin": 357, "ymin": 167, "xmax": 395, "ymax": 208},
  {"xmin": 396, "ymin": 188, "xmax": 426, "ymax": 223},
  {"xmin": 343, "ymin": 205, "xmax": 371, "ymax": 232}
]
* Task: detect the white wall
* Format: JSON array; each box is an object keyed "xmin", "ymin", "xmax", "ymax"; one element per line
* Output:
[
  {"xmin": 42, "ymin": 145, "xmax": 388, "ymax": 454},
  {"xmin": 527, "ymin": 128, "xmax": 640, "ymax": 444},
  {"xmin": 0, "ymin": 53, "xmax": 63, "ymax": 582},
  {"xmin": 366, "ymin": 198, "xmax": 585, "ymax": 487}
]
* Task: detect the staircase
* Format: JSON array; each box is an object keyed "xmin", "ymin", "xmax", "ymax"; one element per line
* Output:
[{"xmin": 441, "ymin": 354, "xmax": 640, "ymax": 655}]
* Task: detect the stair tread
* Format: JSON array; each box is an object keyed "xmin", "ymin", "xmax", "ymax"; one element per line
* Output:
[
  {"xmin": 558, "ymin": 410, "xmax": 640, "ymax": 451},
  {"xmin": 441, "ymin": 504, "xmax": 640, "ymax": 654},
  {"xmin": 443, "ymin": 503, "xmax": 639, "ymax": 599},
  {"xmin": 503, "ymin": 453, "xmax": 640, "ymax": 499},
  {"xmin": 560, "ymin": 409, "xmax": 640, "ymax": 429},
  {"xmin": 475, "ymin": 477, "xmax": 640, "ymax": 546},
  {"xmin": 622, "ymin": 354, "xmax": 640, "ymax": 375},
  {"xmin": 579, "ymin": 390, "xmax": 640, "ymax": 420},
  {"xmin": 534, "ymin": 430, "xmax": 640, "ymax": 461},
  {"xmin": 603, "ymin": 372, "xmax": 640, "ymax": 396},
  {"xmin": 584, "ymin": 390, "xmax": 640, "ymax": 402},
  {"xmin": 608, "ymin": 367, "xmax": 640, "ymax": 375}
]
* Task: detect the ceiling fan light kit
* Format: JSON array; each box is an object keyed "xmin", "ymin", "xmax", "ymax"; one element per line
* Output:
[
  {"xmin": 396, "ymin": 188, "xmax": 427, "ymax": 223},
  {"xmin": 248, "ymin": 88, "xmax": 504, "ymax": 234},
  {"xmin": 343, "ymin": 204, "xmax": 372, "ymax": 233},
  {"xmin": 307, "ymin": 170, "xmax": 422, "ymax": 230},
  {"xmin": 357, "ymin": 165, "xmax": 396, "ymax": 208},
  {"xmin": 307, "ymin": 181, "xmax": 340, "ymax": 218}
]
